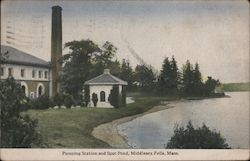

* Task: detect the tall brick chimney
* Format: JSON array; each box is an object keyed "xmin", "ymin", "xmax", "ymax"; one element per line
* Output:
[{"xmin": 51, "ymin": 6, "xmax": 62, "ymax": 96}]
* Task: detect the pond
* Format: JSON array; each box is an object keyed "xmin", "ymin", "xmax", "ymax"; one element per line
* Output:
[{"xmin": 118, "ymin": 92, "xmax": 250, "ymax": 149}]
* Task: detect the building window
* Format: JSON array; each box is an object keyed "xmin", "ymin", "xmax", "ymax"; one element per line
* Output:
[
  {"xmin": 30, "ymin": 92, "xmax": 35, "ymax": 99},
  {"xmin": 37, "ymin": 83, "xmax": 45, "ymax": 97},
  {"xmin": 0, "ymin": 67, "xmax": 4, "ymax": 76},
  {"xmin": 32, "ymin": 70, "xmax": 36, "ymax": 78},
  {"xmin": 44, "ymin": 71, "xmax": 48, "ymax": 79},
  {"xmin": 100, "ymin": 91, "xmax": 105, "ymax": 102},
  {"xmin": 39, "ymin": 70, "xmax": 42, "ymax": 78},
  {"xmin": 21, "ymin": 69, "xmax": 25, "ymax": 77},
  {"xmin": 8, "ymin": 68, "xmax": 13, "ymax": 76},
  {"xmin": 21, "ymin": 85, "xmax": 26, "ymax": 94},
  {"xmin": 20, "ymin": 82, "xmax": 28, "ymax": 97}
]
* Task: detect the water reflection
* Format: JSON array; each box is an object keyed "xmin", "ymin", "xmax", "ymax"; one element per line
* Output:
[{"xmin": 118, "ymin": 92, "xmax": 250, "ymax": 149}]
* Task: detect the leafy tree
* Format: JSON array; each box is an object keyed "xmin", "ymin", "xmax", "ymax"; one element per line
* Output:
[
  {"xmin": 92, "ymin": 93, "xmax": 98, "ymax": 107},
  {"xmin": 61, "ymin": 39, "xmax": 101, "ymax": 101},
  {"xmin": 91, "ymin": 41, "xmax": 118, "ymax": 76},
  {"xmin": 0, "ymin": 77, "xmax": 42, "ymax": 147},
  {"xmin": 204, "ymin": 76, "xmax": 220, "ymax": 95},
  {"xmin": 109, "ymin": 59, "xmax": 121, "ymax": 77},
  {"xmin": 166, "ymin": 121, "xmax": 230, "ymax": 149},
  {"xmin": 135, "ymin": 64, "xmax": 155, "ymax": 92},
  {"xmin": 120, "ymin": 59, "xmax": 135, "ymax": 91},
  {"xmin": 61, "ymin": 40, "xmax": 121, "ymax": 102}
]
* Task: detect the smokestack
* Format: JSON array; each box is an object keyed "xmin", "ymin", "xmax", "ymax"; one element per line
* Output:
[{"xmin": 51, "ymin": 6, "xmax": 62, "ymax": 96}]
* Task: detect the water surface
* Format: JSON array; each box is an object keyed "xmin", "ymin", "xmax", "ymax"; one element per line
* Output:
[{"xmin": 118, "ymin": 92, "xmax": 249, "ymax": 149}]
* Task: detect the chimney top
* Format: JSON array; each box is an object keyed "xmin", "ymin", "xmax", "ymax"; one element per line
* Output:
[
  {"xmin": 104, "ymin": 69, "xmax": 110, "ymax": 74},
  {"xmin": 52, "ymin": 6, "xmax": 62, "ymax": 10}
]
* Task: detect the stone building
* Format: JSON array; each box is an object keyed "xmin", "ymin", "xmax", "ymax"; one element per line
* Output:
[
  {"xmin": 0, "ymin": 45, "xmax": 51, "ymax": 98},
  {"xmin": 84, "ymin": 69, "xmax": 127, "ymax": 108},
  {"xmin": 0, "ymin": 5, "xmax": 62, "ymax": 98}
]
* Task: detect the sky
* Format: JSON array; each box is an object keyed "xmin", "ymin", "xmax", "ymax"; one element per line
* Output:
[{"xmin": 1, "ymin": 0, "xmax": 249, "ymax": 83}]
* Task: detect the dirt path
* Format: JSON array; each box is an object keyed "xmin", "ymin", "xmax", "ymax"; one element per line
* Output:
[{"xmin": 92, "ymin": 101, "xmax": 174, "ymax": 148}]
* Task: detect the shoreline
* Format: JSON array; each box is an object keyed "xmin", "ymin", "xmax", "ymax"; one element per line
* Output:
[{"xmin": 92, "ymin": 101, "xmax": 175, "ymax": 148}]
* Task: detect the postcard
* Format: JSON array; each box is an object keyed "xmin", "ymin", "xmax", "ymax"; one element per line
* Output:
[{"xmin": 0, "ymin": 0, "xmax": 249, "ymax": 160}]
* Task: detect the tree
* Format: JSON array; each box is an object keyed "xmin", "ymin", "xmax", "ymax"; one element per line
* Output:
[
  {"xmin": 120, "ymin": 59, "xmax": 135, "ymax": 91},
  {"xmin": 166, "ymin": 121, "xmax": 230, "ymax": 149},
  {"xmin": 92, "ymin": 93, "xmax": 98, "ymax": 107},
  {"xmin": 61, "ymin": 39, "xmax": 101, "ymax": 101},
  {"xmin": 108, "ymin": 85, "xmax": 121, "ymax": 108},
  {"xmin": 158, "ymin": 56, "xmax": 179, "ymax": 95},
  {"xmin": 0, "ymin": 51, "xmax": 9, "ymax": 79},
  {"xmin": 121, "ymin": 86, "xmax": 126, "ymax": 107},
  {"xmin": 84, "ymin": 85, "xmax": 90, "ymax": 106},
  {"xmin": 181, "ymin": 60, "xmax": 194, "ymax": 96},
  {"xmin": 135, "ymin": 64, "xmax": 155, "ymax": 92},
  {"xmin": 192, "ymin": 63, "xmax": 204, "ymax": 96},
  {"xmin": 61, "ymin": 40, "xmax": 120, "ymax": 102},
  {"xmin": 204, "ymin": 76, "xmax": 220, "ymax": 95},
  {"xmin": 92, "ymin": 41, "xmax": 118, "ymax": 76},
  {"xmin": 0, "ymin": 77, "xmax": 42, "ymax": 147}
]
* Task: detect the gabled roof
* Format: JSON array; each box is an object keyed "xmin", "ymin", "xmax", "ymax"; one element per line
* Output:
[
  {"xmin": 84, "ymin": 73, "xmax": 128, "ymax": 85},
  {"xmin": 1, "ymin": 45, "xmax": 50, "ymax": 68}
]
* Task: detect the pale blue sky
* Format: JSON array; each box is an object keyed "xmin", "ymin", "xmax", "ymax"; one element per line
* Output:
[{"xmin": 1, "ymin": 0, "xmax": 249, "ymax": 83}]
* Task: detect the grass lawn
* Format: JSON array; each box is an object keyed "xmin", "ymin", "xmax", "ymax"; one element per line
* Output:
[{"xmin": 25, "ymin": 96, "xmax": 174, "ymax": 148}]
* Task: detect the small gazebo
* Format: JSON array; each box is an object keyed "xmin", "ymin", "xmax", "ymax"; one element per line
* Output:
[{"xmin": 84, "ymin": 69, "xmax": 127, "ymax": 108}]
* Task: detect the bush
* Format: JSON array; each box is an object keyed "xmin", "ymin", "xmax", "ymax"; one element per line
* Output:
[
  {"xmin": 92, "ymin": 93, "xmax": 98, "ymax": 107},
  {"xmin": 84, "ymin": 85, "xmax": 90, "ymax": 106},
  {"xmin": 108, "ymin": 85, "xmax": 121, "ymax": 108},
  {"xmin": 29, "ymin": 95, "xmax": 51, "ymax": 109},
  {"xmin": 0, "ymin": 77, "xmax": 43, "ymax": 147},
  {"xmin": 64, "ymin": 94, "xmax": 74, "ymax": 108},
  {"xmin": 53, "ymin": 93, "xmax": 64, "ymax": 107},
  {"xmin": 166, "ymin": 121, "xmax": 230, "ymax": 149}
]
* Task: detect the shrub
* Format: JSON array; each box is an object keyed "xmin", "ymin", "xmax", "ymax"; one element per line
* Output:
[
  {"xmin": 121, "ymin": 86, "xmax": 126, "ymax": 107},
  {"xmin": 108, "ymin": 85, "xmax": 121, "ymax": 108},
  {"xmin": 166, "ymin": 121, "xmax": 230, "ymax": 149},
  {"xmin": 92, "ymin": 93, "xmax": 98, "ymax": 107},
  {"xmin": 84, "ymin": 85, "xmax": 90, "ymax": 106},
  {"xmin": 53, "ymin": 93, "xmax": 64, "ymax": 107},
  {"xmin": 64, "ymin": 94, "xmax": 74, "ymax": 108},
  {"xmin": 0, "ymin": 77, "xmax": 43, "ymax": 147},
  {"xmin": 29, "ymin": 95, "xmax": 50, "ymax": 109}
]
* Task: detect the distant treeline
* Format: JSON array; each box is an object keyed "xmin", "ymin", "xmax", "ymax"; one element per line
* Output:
[
  {"xmin": 219, "ymin": 82, "xmax": 250, "ymax": 92},
  {"xmin": 59, "ymin": 39, "xmax": 223, "ymax": 101}
]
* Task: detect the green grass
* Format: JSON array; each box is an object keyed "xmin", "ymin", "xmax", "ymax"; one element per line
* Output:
[
  {"xmin": 218, "ymin": 82, "xmax": 250, "ymax": 92},
  {"xmin": 25, "ymin": 96, "xmax": 171, "ymax": 148}
]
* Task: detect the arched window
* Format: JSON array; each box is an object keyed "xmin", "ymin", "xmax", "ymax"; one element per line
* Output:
[
  {"xmin": 36, "ymin": 83, "xmax": 45, "ymax": 97},
  {"xmin": 100, "ymin": 91, "xmax": 105, "ymax": 102},
  {"xmin": 38, "ymin": 86, "xmax": 43, "ymax": 96},
  {"xmin": 21, "ymin": 85, "xmax": 26, "ymax": 94},
  {"xmin": 20, "ymin": 81, "xmax": 28, "ymax": 97}
]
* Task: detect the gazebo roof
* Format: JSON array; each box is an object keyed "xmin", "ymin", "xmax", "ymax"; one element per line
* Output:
[{"xmin": 84, "ymin": 69, "xmax": 128, "ymax": 85}]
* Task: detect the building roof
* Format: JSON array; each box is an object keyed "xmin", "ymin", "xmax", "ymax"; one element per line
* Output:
[
  {"xmin": 1, "ymin": 45, "xmax": 50, "ymax": 68},
  {"xmin": 84, "ymin": 69, "xmax": 128, "ymax": 85}
]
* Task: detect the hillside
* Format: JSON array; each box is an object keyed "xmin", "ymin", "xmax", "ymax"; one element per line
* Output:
[{"xmin": 219, "ymin": 82, "xmax": 250, "ymax": 92}]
